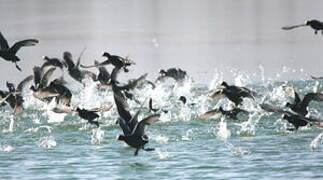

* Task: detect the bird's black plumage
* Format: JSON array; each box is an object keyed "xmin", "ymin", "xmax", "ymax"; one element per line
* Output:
[{"xmin": 0, "ymin": 31, "xmax": 39, "ymax": 71}]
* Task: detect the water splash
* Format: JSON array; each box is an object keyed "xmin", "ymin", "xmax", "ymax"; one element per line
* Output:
[
  {"xmin": 217, "ymin": 117, "xmax": 231, "ymax": 139},
  {"xmin": 224, "ymin": 141, "xmax": 250, "ymax": 156},
  {"xmin": 91, "ymin": 128, "xmax": 105, "ymax": 145},
  {"xmin": 0, "ymin": 145, "xmax": 15, "ymax": 152},
  {"xmin": 310, "ymin": 133, "xmax": 323, "ymax": 150},
  {"xmin": 237, "ymin": 112, "xmax": 263, "ymax": 136},
  {"xmin": 155, "ymin": 148, "xmax": 170, "ymax": 159},
  {"xmin": 37, "ymin": 136, "xmax": 57, "ymax": 148}
]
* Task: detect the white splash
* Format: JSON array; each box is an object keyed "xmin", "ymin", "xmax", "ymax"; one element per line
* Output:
[
  {"xmin": 225, "ymin": 141, "xmax": 250, "ymax": 156},
  {"xmin": 182, "ymin": 129, "xmax": 195, "ymax": 141},
  {"xmin": 310, "ymin": 133, "xmax": 323, "ymax": 150},
  {"xmin": 217, "ymin": 117, "xmax": 231, "ymax": 139},
  {"xmin": 3, "ymin": 115, "xmax": 15, "ymax": 133},
  {"xmin": 37, "ymin": 136, "xmax": 57, "ymax": 148},
  {"xmin": 238, "ymin": 112, "xmax": 262, "ymax": 136},
  {"xmin": 155, "ymin": 148, "xmax": 170, "ymax": 159},
  {"xmin": 151, "ymin": 134, "xmax": 169, "ymax": 144},
  {"xmin": 91, "ymin": 128, "xmax": 105, "ymax": 145},
  {"xmin": 0, "ymin": 145, "xmax": 15, "ymax": 152}
]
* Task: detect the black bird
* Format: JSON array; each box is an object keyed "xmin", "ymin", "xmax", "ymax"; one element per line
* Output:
[
  {"xmin": 200, "ymin": 106, "xmax": 248, "ymax": 120},
  {"xmin": 211, "ymin": 81, "xmax": 257, "ymax": 106},
  {"xmin": 260, "ymin": 103, "xmax": 323, "ymax": 130},
  {"xmin": 48, "ymin": 79, "xmax": 72, "ymax": 106},
  {"xmin": 111, "ymin": 66, "xmax": 160, "ymax": 155},
  {"xmin": 81, "ymin": 52, "xmax": 135, "ymax": 73},
  {"xmin": 75, "ymin": 107, "xmax": 100, "ymax": 127},
  {"xmin": 95, "ymin": 60, "xmax": 111, "ymax": 85},
  {"xmin": 0, "ymin": 31, "xmax": 39, "ymax": 71},
  {"xmin": 282, "ymin": 19, "xmax": 323, "ymax": 35},
  {"xmin": 63, "ymin": 51, "xmax": 96, "ymax": 84},
  {"xmin": 157, "ymin": 68, "xmax": 187, "ymax": 82},
  {"xmin": 41, "ymin": 56, "xmax": 67, "ymax": 70},
  {"xmin": 285, "ymin": 89, "xmax": 323, "ymax": 116},
  {"xmin": 0, "ymin": 77, "xmax": 32, "ymax": 115}
]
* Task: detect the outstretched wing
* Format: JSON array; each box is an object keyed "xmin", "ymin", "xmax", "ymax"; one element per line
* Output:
[
  {"xmin": 282, "ymin": 24, "xmax": 307, "ymax": 30},
  {"xmin": 301, "ymin": 93, "xmax": 323, "ymax": 108},
  {"xmin": 33, "ymin": 66, "xmax": 42, "ymax": 88},
  {"xmin": 199, "ymin": 108, "xmax": 221, "ymax": 120},
  {"xmin": 132, "ymin": 114, "xmax": 160, "ymax": 136},
  {"xmin": 40, "ymin": 67, "xmax": 56, "ymax": 88},
  {"xmin": 10, "ymin": 39, "xmax": 39, "ymax": 54},
  {"xmin": 75, "ymin": 48, "xmax": 86, "ymax": 68},
  {"xmin": 260, "ymin": 103, "xmax": 293, "ymax": 115},
  {"xmin": 52, "ymin": 107, "xmax": 75, "ymax": 114},
  {"xmin": 118, "ymin": 73, "xmax": 148, "ymax": 91},
  {"xmin": 17, "ymin": 75, "xmax": 33, "ymax": 92},
  {"xmin": 89, "ymin": 105, "xmax": 113, "ymax": 112},
  {"xmin": 210, "ymin": 90, "xmax": 225, "ymax": 100},
  {"xmin": 0, "ymin": 31, "xmax": 9, "ymax": 50}
]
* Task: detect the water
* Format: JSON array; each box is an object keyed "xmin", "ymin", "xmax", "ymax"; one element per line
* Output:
[{"xmin": 1, "ymin": 70, "xmax": 323, "ymax": 179}]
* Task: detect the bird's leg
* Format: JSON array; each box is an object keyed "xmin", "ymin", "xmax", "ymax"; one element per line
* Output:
[
  {"xmin": 134, "ymin": 148, "xmax": 140, "ymax": 156},
  {"xmin": 315, "ymin": 30, "xmax": 318, "ymax": 34}
]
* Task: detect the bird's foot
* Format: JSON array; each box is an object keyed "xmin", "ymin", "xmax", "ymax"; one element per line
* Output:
[{"xmin": 143, "ymin": 147, "xmax": 155, "ymax": 152}]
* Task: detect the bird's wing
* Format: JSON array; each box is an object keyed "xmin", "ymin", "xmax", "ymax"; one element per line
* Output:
[
  {"xmin": 63, "ymin": 51, "xmax": 75, "ymax": 69},
  {"xmin": 199, "ymin": 108, "xmax": 220, "ymax": 120},
  {"xmin": 132, "ymin": 114, "xmax": 160, "ymax": 136},
  {"xmin": 0, "ymin": 31, "xmax": 9, "ymax": 50},
  {"xmin": 40, "ymin": 67, "xmax": 56, "ymax": 88},
  {"xmin": 75, "ymin": 48, "xmax": 86, "ymax": 68},
  {"xmin": 118, "ymin": 117, "xmax": 132, "ymax": 136},
  {"xmin": 89, "ymin": 105, "xmax": 113, "ymax": 112},
  {"xmin": 33, "ymin": 88, "xmax": 59, "ymax": 99},
  {"xmin": 301, "ymin": 93, "xmax": 323, "ymax": 108},
  {"xmin": 303, "ymin": 117, "xmax": 323, "ymax": 128},
  {"xmin": 260, "ymin": 103, "xmax": 293, "ymax": 116},
  {"xmin": 82, "ymin": 70, "xmax": 97, "ymax": 81},
  {"xmin": 311, "ymin": 75, "xmax": 323, "ymax": 80},
  {"xmin": 10, "ymin": 39, "xmax": 39, "ymax": 54},
  {"xmin": 52, "ymin": 107, "xmax": 75, "ymax": 114},
  {"xmin": 17, "ymin": 75, "xmax": 33, "ymax": 92},
  {"xmin": 113, "ymin": 85, "xmax": 132, "ymax": 121},
  {"xmin": 33, "ymin": 66, "xmax": 42, "ymax": 88},
  {"xmin": 0, "ymin": 93, "xmax": 12, "ymax": 104},
  {"xmin": 294, "ymin": 91, "xmax": 301, "ymax": 104},
  {"xmin": 210, "ymin": 90, "xmax": 225, "ymax": 100},
  {"xmin": 282, "ymin": 24, "xmax": 307, "ymax": 30},
  {"xmin": 118, "ymin": 73, "xmax": 148, "ymax": 91}
]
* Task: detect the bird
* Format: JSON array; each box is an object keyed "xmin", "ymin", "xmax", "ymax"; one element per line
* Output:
[
  {"xmin": 0, "ymin": 31, "xmax": 39, "ymax": 71},
  {"xmin": 210, "ymin": 81, "xmax": 257, "ymax": 106},
  {"xmin": 41, "ymin": 55, "xmax": 67, "ymax": 71},
  {"xmin": 157, "ymin": 68, "xmax": 187, "ymax": 82},
  {"xmin": 75, "ymin": 108, "xmax": 100, "ymax": 127},
  {"xmin": 63, "ymin": 51, "xmax": 96, "ymax": 84},
  {"xmin": 283, "ymin": 87, "xmax": 323, "ymax": 116},
  {"xmin": 282, "ymin": 19, "xmax": 323, "ymax": 35},
  {"xmin": 260, "ymin": 103, "xmax": 323, "ymax": 130},
  {"xmin": 81, "ymin": 52, "xmax": 135, "ymax": 73},
  {"xmin": 0, "ymin": 77, "xmax": 32, "ymax": 115},
  {"xmin": 111, "ymin": 66, "xmax": 160, "ymax": 155},
  {"xmin": 200, "ymin": 106, "xmax": 248, "ymax": 120}
]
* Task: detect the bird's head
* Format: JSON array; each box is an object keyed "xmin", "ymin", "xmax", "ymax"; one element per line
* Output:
[
  {"xmin": 159, "ymin": 69, "xmax": 166, "ymax": 76},
  {"xmin": 42, "ymin": 56, "xmax": 49, "ymax": 61},
  {"xmin": 220, "ymin": 81, "xmax": 228, "ymax": 88},
  {"xmin": 102, "ymin": 52, "xmax": 110, "ymax": 57},
  {"xmin": 285, "ymin": 102, "xmax": 292, "ymax": 108}
]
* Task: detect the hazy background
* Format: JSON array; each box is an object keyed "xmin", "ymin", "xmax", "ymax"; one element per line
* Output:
[{"xmin": 1, "ymin": 0, "xmax": 323, "ymax": 87}]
